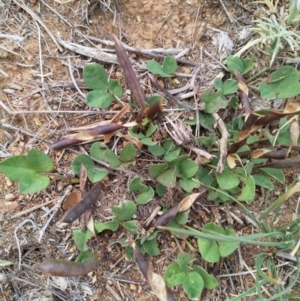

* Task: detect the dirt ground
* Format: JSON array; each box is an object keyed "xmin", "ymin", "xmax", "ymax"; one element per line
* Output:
[{"xmin": 0, "ymin": 1, "xmax": 299, "ymax": 301}]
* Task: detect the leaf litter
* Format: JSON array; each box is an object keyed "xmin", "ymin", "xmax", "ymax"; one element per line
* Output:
[{"xmin": 0, "ymin": 1, "xmax": 300, "ymax": 301}]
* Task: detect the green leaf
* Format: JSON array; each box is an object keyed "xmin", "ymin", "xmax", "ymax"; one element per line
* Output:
[
  {"xmin": 140, "ymin": 137, "xmax": 157, "ymax": 146},
  {"xmin": 90, "ymin": 142, "xmax": 121, "ymax": 167},
  {"xmin": 146, "ymin": 60, "xmax": 172, "ymax": 77},
  {"xmin": 164, "ymin": 262, "xmax": 185, "ymax": 286},
  {"xmin": 145, "ymin": 123, "xmax": 157, "ymax": 137},
  {"xmin": 122, "ymin": 220, "xmax": 138, "ymax": 234},
  {"xmin": 83, "ymin": 63, "xmax": 108, "ymax": 90},
  {"xmin": 90, "ymin": 142, "xmax": 107, "ymax": 160},
  {"xmin": 0, "ymin": 259, "xmax": 13, "ymax": 267},
  {"xmin": 120, "ymin": 143, "xmax": 137, "ymax": 162},
  {"xmin": 203, "ymin": 222, "xmax": 225, "ymax": 235},
  {"xmin": 148, "ymin": 144, "xmax": 165, "ymax": 156},
  {"xmin": 259, "ymin": 82, "xmax": 276, "ymax": 99},
  {"xmin": 162, "ymin": 55, "xmax": 177, "ymax": 74},
  {"xmin": 216, "ymin": 170, "xmax": 240, "ymax": 190},
  {"xmin": 149, "ymin": 163, "xmax": 168, "ymax": 178},
  {"xmin": 164, "ymin": 148, "xmax": 181, "ymax": 162},
  {"xmin": 71, "ymin": 154, "xmax": 94, "ymax": 175},
  {"xmin": 198, "ymin": 237, "xmax": 220, "ymax": 263},
  {"xmin": 214, "ymin": 77, "xmax": 223, "ymax": 90},
  {"xmin": 196, "ymin": 167, "xmax": 214, "ymax": 186},
  {"xmin": 197, "ymin": 134, "xmax": 216, "ymax": 148},
  {"xmin": 156, "ymin": 183, "xmax": 166, "ymax": 196},
  {"xmin": 174, "ymin": 210, "xmax": 189, "ymax": 225},
  {"xmin": 199, "ymin": 112, "xmax": 215, "ymax": 130},
  {"xmin": 270, "ymin": 66, "xmax": 300, "ymax": 98},
  {"xmin": 253, "ymin": 174, "xmax": 274, "ymax": 190},
  {"xmin": 223, "ymin": 79, "xmax": 238, "ymax": 95},
  {"xmin": 163, "ymin": 139, "xmax": 176, "ymax": 151},
  {"xmin": 94, "ymin": 217, "xmax": 120, "ymax": 232},
  {"xmin": 108, "ymin": 79, "xmax": 123, "ymax": 97},
  {"xmin": 259, "ymin": 66, "xmax": 300, "ymax": 99},
  {"xmin": 148, "ymin": 95, "xmax": 167, "ymax": 106},
  {"xmin": 202, "ymin": 89, "xmax": 227, "ymax": 113},
  {"xmin": 19, "ymin": 172, "xmax": 50, "ymax": 194},
  {"xmin": 193, "ymin": 265, "xmax": 218, "ymax": 289},
  {"xmin": 179, "ymin": 178, "xmax": 201, "ymax": 193},
  {"xmin": 238, "ymin": 175, "xmax": 255, "ymax": 203},
  {"xmin": 177, "ymin": 253, "xmax": 193, "ymax": 273},
  {"xmin": 182, "ymin": 271, "xmax": 204, "ymax": 298},
  {"xmin": 86, "ymin": 90, "xmax": 113, "ymax": 109},
  {"xmin": 129, "ymin": 177, "xmax": 148, "ymax": 193},
  {"xmin": 87, "ymin": 166, "xmax": 108, "ymax": 183},
  {"xmin": 157, "ymin": 169, "xmax": 176, "ymax": 187},
  {"xmin": 112, "ymin": 200, "xmax": 137, "ymax": 221},
  {"xmin": 219, "ymin": 228, "xmax": 238, "ymax": 257},
  {"xmin": 179, "ymin": 159, "xmax": 198, "ymax": 178},
  {"xmin": 139, "ymin": 238, "xmax": 160, "ymax": 256},
  {"xmin": 125, "ymin": 246, "xmax": 134, "ymax": 259},
  {"xmin": 260, "ymin": 168, "xmax": 285, "ymax": 184},
  {"xmin": 73, "ymin": 229, "xmax": 93, "ymax": 251},
  {"xmin": 136, "ymin": 187, "xmax": 154, "ymax": 204},
  {"xmin": 27, "ymin": 149, "xmax": 53, "ymax": 171},
  {"xmin": 0, "ymin": 155, "xmax": 28, "ymax": 181},
  {"xmin": 226, "ymin": 55, "xmax": 253, "ymax": 74},
  {"xmin": 75, "ymin": 250, "xmax": 92, "ymax": 262}
]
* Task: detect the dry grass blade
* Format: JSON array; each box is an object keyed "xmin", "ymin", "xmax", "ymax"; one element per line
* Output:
[{"xmin": 34, "ymin": 253, "xmax": 99, "ymax": 277}]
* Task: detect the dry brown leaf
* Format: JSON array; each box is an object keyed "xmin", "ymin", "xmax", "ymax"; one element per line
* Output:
[
  {"xmin": 227, "ymin": 153, "xmax": 237, "ymax": 169},
  {"xmin": 290, "ymin": 118, "xmax": 299, "ymax": 146},
  {"xmin": 134, "ymin": 247, "xmax": 175, "ymax": 301},
  {"xmin": 62, "ymin": 191, "xmax": 82, "ymax": 211},
  {"xmin": 34, "ymin": 253, "xmax": 99, "ymax": 277}
]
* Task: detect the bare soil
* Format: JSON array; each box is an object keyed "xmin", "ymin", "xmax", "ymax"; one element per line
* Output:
[{"xmin": 0, "ymin": 1, "xmax": 298, "ymax": 301}]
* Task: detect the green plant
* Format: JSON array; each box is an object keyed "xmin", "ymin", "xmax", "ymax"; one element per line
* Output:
[
  {"xmin": 73, "ymin": 200, "xmax": 137, "ymax": 260},
  {"xmin": 149, "ymin": 139, "xmax": 200, "ymax": 193},
  {"xmin": 129, "ymin": 177, "xmax": 154, "ymax": 204},
  {"xmin": 146, "ymin": 55, "xmax": 177, "ymax": 77},
  {"xmin": 83, "ymin": 63, "xmax": 123, "ymax": 108},
  {"xmin": 164, "ymin": 252, "xmax": 218, "ymax": 299},
  {"xmin": 0, "ymin": 149, "xmax": 53, "ymax": 193},
  {"xmin": 235, "ymin": 1, "xmax": 300, "ymax": 65}
]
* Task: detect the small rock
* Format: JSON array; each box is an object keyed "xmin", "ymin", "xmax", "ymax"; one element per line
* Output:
[
  {"xmin": 5, "ymin": 178, "xmax": 13, "ymax": 186},
  {"xmin": 130, "ymin": 284, "xmax": 137, "ymax": 291},
  {"xmin": 8, "ymin": 201, "xmax": 20, "ymax": 212},
  {"xmin": 5, "ymin": 193, "xmax": 16, "ymax": 201}
]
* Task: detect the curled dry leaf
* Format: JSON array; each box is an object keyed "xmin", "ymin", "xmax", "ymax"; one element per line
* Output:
[
  {"xmin": 58, "ymin": 182, "xmax": 102, "ymax": 224},
  {"xmin": 290, "ymin": 118, "xmax": 299, "ymax": 146},
  {"xmin": 119, "ymin": 133, "xmax": 143, "ymax": 150},
  {"xmin": 34, "ymin": 253, "xmax": 99, "ymax": 277},
  {"xmin": 143, "ymin": 100, "xmax": 163, "ymax": 120},
  {"xmin": 134, "ymin": 247, "xmax": 175, "ymax": 301},
  {"xmin": 62, "ymin": 191, "xmax": 82, "ymax": 211},
  {"xmin": 154, "ymin": 192, "xmax": 204, "ymax": 228},
  {"xmin": 229, "ymin": 110, "xmax": 300, "ymax": 154},
  {"xmin": 235, "ymin": 71, "xmax": 251, "ymax": 113},
  {"xmin": 49, "ymin": 123, "xmax": 124, "ymax": 150},
  {"xmin": 253, "ymin": 157, "xmax": 300, "ymax": 171},
  {"xmin": 114, "ymin": 36, "xmax": 146, "ymax": 122},
  {"xmin": 104, "ymin": 105, "xmax": 131, "ymax": 143}
]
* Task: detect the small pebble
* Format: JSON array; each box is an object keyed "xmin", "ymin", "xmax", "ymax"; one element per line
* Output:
[
  {"xmin": 130, "ymin": 284, "xmax": 137, "ymax": 291},
  {"xmin": 6, "ymin": 178, "xmax": 13, "ymax": 186},
  {"xmin": 5, "ymin": 193, "xmax": 16, "ymax": 201},
  {"xmin": 8, "ymin": 201, "xmax": 20, "ymax": 212}
]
